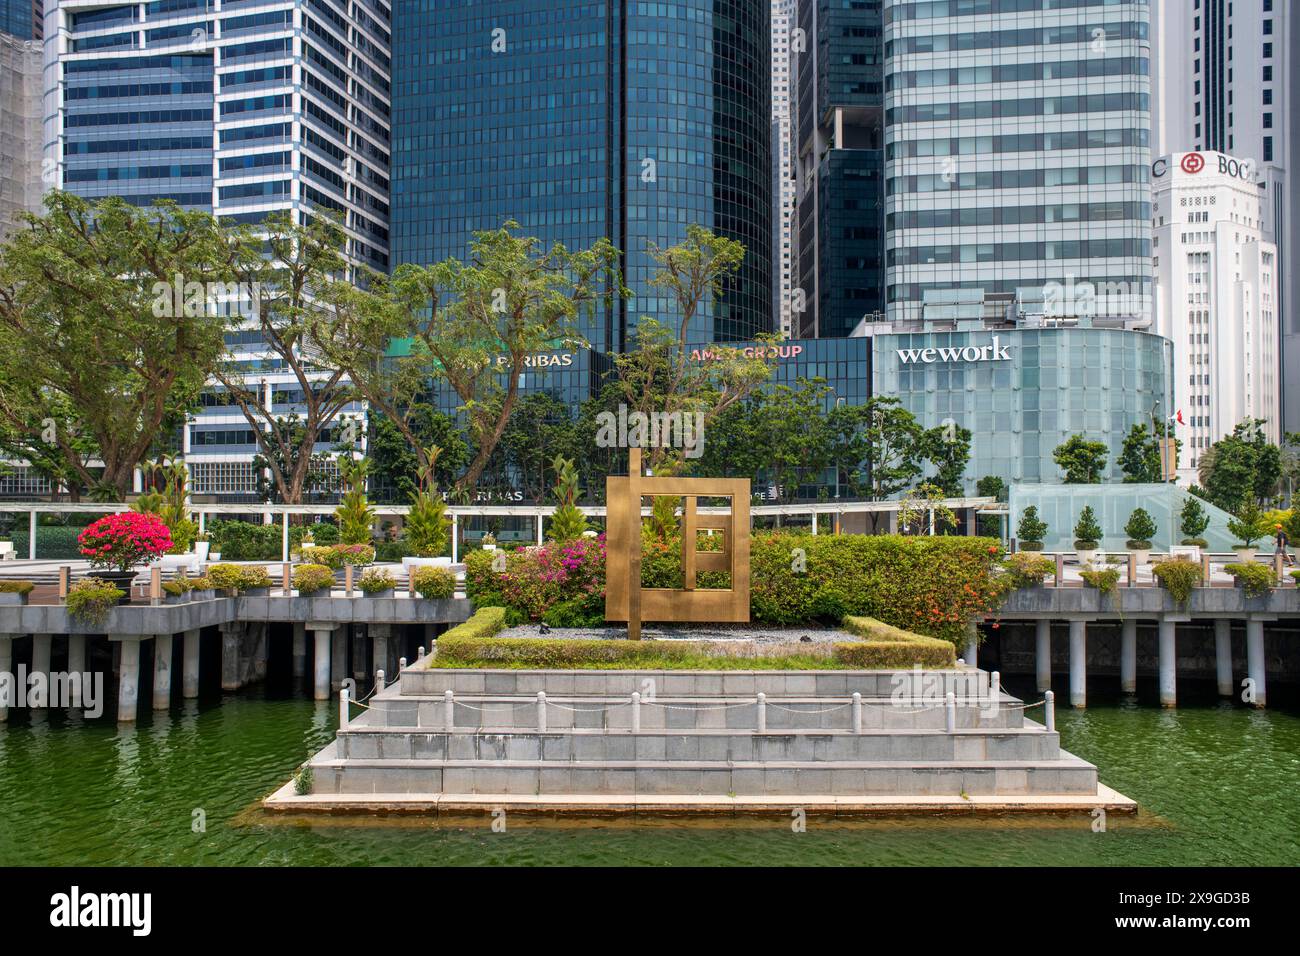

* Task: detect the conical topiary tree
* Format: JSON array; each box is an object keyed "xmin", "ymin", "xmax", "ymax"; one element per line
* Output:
[
  {"xmin": 1017, "ymin": 505, "xmax": 1048, "ymax": 551},
  {"xmin": 1124, "ymin": 507, "xmax": 1158, "ymax": 549},
  {"xmin": 1073, "ymin": 506, "xmax": 1103, "ymax": 549},
  {"xmin": 1180, "ymin": 496, "xmax": 1210, "ymax": 546}
]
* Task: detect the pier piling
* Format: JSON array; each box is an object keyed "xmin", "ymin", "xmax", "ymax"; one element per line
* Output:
[
  {"xmin": 152, "ymin": 635, "xmax": 173, "ymax": 710},
  {"xmin": 312, "ymin": 627, "xmax": 332, "ymax": 701},
  {"xmin": 1068, "ymin": 621, "xmax": 1086, "ymax": 709},
  {"xmin": 1246, "ymin": 618, "xmax": 1267, "ymax": 708},
  {"xmin": 67, "ymin": 634, "xmax": 86, "ymax": 680},
  {"xmin": 1158, "ymin": 619, "xmax": 1177, "ymax": 708},
  {"xmin": 291, "ymin": 622, "xmax": 306, "ymax": 679},
  {"xmin": 117, "ymin": 639, "xmax": 141, "ymax": 722},
  {"xmin": 1214, "ymin": 619, "xmax": 1233, "ymax": 696},
  {"xmin": 1120, "ymin": 620, "xmax": 1137, "ymax": 693},
  {"xmin": 0, "ymin": 636, "xmax": 11, "ymax": 721},
  {"xmin": 1035, "ymin": 619, "xmax": 1051, "ymax": 692},
  {"xmin": 182, "ymin": 629, "xmax": 200, "ymax": 699}
]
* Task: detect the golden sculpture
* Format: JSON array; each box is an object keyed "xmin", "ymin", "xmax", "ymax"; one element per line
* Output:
[{"xmin": 605, "ymin": 447, "xmax": 750, "ymax": 640}]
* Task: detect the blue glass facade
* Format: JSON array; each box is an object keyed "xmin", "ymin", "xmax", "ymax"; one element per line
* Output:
[
  {"xmin": 391, "ymin": 0, "xmax": 771, "ymax": 351},
  {"xmin": 0, "ymin": 0, "xmax": 39, "ymax": 40}
]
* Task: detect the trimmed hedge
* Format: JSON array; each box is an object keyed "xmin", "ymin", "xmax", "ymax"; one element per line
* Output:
[
  {"xmin": 293, "ymin": 563, "xmax": 334, "ymax": 595},
  {"xmin": 839, "ymin": 616, "xmax": 957, "ymax": 668},
  {"xmin": 0, "ymin": 580, "xmax": 35, "ymax": 595},
  {"xmin": 411, "ymin": 566, "xmax": 455, "ymax": 599}
]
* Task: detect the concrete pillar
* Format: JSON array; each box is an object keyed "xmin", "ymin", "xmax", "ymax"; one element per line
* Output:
[
  {"xmin": 1246, "ymin": 619, "xmax": 1267, "ymax": 708},
  {"xmin": 31, "ymin": 633, "xmax": 51, "ymax": 682},
  {"xmin": 451, "ymin": 513, "xmax": 459, "ymax": 563},
  {"xmin": 1158, "ymin": 619, "xmax": 1177, "ymax": 708},
  {"xmin": 152, "ymin": 635, "xmax": 173, "ymax": 710},
  {"xmin": 313, "ymin": 628, "xmax": 331, "ymax": 701},
  {"xmin": 332, "ymin": 627, "xmax": 348, "ymax": 692},
  {"xmin": 221, "ymin": 624, "xmax": 241, "ymax": 691},
  {"xmin": 963, "ymin": 633, "xmax": 978, "ymax": 669},
  {"xmin": 1214, "ymin": 619, "xmax": 1233, "ymax": 697},
  {"xmin": 0, "ymin": 635, "xmax": 11, "ymax": 721},
  {"xmin": 371, "ymin": 624, "xmax": 390, "ymax": 681},
  {"xmin": 1120, "ymin": 620, "xmax": 1137, "ymax": 694},
  {"xmin": 117, "ymin": 640, "xmax": 141, "ymax": 722},
  {"xmin": 292, "ymin": 622, "xmax": 306, "ymax": 678},
  {"xmin": 67, "ymin": 634, "xmax": 87, "ymax": 677},
  {"xmin": 1035, "ymin": 620, "xmax": 1051, "ymax": 692},
  {"xmin": 1068, "ymin": 620, "xmax": 1086, "ymax": 709},
  {"xmin": 182, "ymin": 629, "xmax": 200, "ymax": 699}
]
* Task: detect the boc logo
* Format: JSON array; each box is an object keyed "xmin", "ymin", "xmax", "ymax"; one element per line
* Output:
[{"xmin": 1180, "ymin": 153, "xmax": 1204, "ymax": 174}]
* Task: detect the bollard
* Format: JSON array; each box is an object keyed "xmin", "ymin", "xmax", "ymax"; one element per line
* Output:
[
  {"xmin": 339, "ymin": 686, "xmax": 349, "ymax": 729},
  {"xmin": 1201, "ymin": 554, "xmax": 1211, "ymax": 584},
  {"xmin": 150, "ymin": 566, "xmax": 161, "ymax": 605},
  {"xmin": 375, "ymin": 669, "xmax": 385, "ymax": 691},
  {"xmin": 536, "ymin": 691, "xmax": 547, "ymax": 732},
  {"xmin": 399, "ymin": 657, "xmax": 407, "ymax": 671},
  {"xmin": 417, "ymin": 646, "xmax": 425, "ymax": 660},
  {"xmin": 443, "ymin": 689, "xmax": 454, "ymax": 729},
  {"xmin": 631, "ymin": 691, "xmax": 641, "ymax": 733},
  {"xmin": 945, "ymin": 691, "xmax": 956, "ymax": 734},
  {"xmin": 1275, "ymin": 550, "xmax": 1284, "ymax": 585},
  {"xmin": 409, "ymin": 570, "xmax": 417, "ymax": 599},
  {"xmin": 345, "ymin": 564, "xmax": 354, "ymax": 596},
  {"xmin": 1045, "ymin": 690, "xmax": 1056, "ymax": 732},
  {"xmin": 852, "ymin": 692, "xmax": 862, "ymax": 734},
  {"xmin": 1054, "ymin": 553, "xmax": 1065, "ymax": 587},
  {"xmin": 282, "ymin": 562, "xmax": 291, "ymax": 595},
  {"xmin": 756, "ymin": 692, "xmax": 766, "ymax": 733},
  {"xmin": 990, "ymin": 670, "xmax": 1001, "ymax": 705}
]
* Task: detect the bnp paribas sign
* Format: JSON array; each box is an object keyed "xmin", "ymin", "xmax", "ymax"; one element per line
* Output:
[{"xmin": 896, "ymin": 337, "xmax": 1013, "ymax": 365}]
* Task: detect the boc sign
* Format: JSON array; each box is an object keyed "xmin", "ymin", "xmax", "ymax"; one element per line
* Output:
[{"xmin": 896, "ymin": 336, "xmax": 1012, "ymax": 365}]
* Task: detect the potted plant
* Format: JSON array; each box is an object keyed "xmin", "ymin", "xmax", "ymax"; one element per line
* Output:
[
  {"xmin": 1227, "ymin": 498, "xmax": 1266, "ymax": 562},
  {"xmin": 1124, "ymin": 507, "xmax": 1158, "ymax": 565},
  {"xmin": 1153, "ymin": 558, "xmax": 1202, "ymax": 606},
  {"xmin": 411, "ymin": 565, "xmax": 456, "ymax": 600},
  {"xmin": 66, "ymin": 577, "xmax": 126, "ymax": 624},
  {"xmin": 1073, "ymin": 506, "xmax": 1103, "ymax": 568},
  {"xmin": 188, "ymin": 575, "xmax": 215, "ymax": 601},
  {"xmin": 194, "ymin": 532, "xmax": 210, "ymax": 563},
  {"xmin": 206, "ymin": 564, "xmax": 246, "ymax": 595},
  {"xmin": 0, "ymin": 580, "xmax": 34, "ymax": 606},
  {"xmin": 161, "ymin": 578, "xmax": 194, "ymax": 605},
  {"xmin": 1179, "ymin": 497, "xmax": 1210, "ymax": 549},
  {"xmin": 292, "ymin": 563, "xmax": 334, "ymax": 596},
  {"xmin": 238, "ymin": 566, "xmax": 274, "ymax": 596},
  {"xmin": 1224, "ymin": 561, "xmax": 1274, "ymax": 597},
  {"xmin": 76, "ymin": 512, "xmax": 173, "ymax": 593},
  {"xmin": 1001, "ymin": 553, "xmax": 1054, "ymax": 588},
  {"xmin": 481, "ymin": 532, "xmax": 497, "ymax": 552},
  {"xmin": 1016, "ymin": 506, "xmax": 1048, "ymax": 552},
  {"xmin": 357, "ymin": 568, "xmax": 397, "ymax": 599}
]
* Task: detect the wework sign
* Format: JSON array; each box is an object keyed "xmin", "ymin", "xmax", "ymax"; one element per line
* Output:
[{"xmin": 896, "ymin": 337, "xmax": 1012, "ymax": 365}]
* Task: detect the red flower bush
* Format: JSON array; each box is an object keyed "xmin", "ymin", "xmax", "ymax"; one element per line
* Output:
[{"xmin": 77, "ymin": 512, "xmax": 173, "ymax": 572}]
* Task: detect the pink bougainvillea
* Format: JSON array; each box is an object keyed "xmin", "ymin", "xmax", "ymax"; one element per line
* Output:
[{"xmin": 77, "ymin": 512, "xmax": 173, "ymax": 572}]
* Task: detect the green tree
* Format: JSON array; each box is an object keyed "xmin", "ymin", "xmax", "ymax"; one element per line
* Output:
[
  {"xmin": 1226, "ymin": 496, "xmax": 1267, "ymax": 548},
  {"xmin": 1117, "ymin": 423, "xmax": 1162, "ymax": 483},
  {"xmin": 919, "ymin": 422, "xmax": 972, "ymax": 496},
  {"xmin": 1124, "ymin": 508, "xmax": 1158, "ymax": 547},
  {"xmin": 976, "ymin": 475, "xmax": 1007, "ymax": 500},
  {"xmin": 547, "ymin": 455, "xmax": 589, "ymax": 542},
  {"xmin": 1199, "ymin": 419, "xmax": 1283, "ymax": 510},
  {"xmin": 897, "ymin": 481, "xmax": 956, "ymax": 535},
  {"xmin": 404, "ymin": 445, "xmax": 451, "ymax": 558},
  {"xmin": 249, "ymin": 413, "xmax": 338, "ymax": 504},
  {"xmin": 0, "ymin": 193, "xmax": 236, "ymax": 498},
  {"xmin": 1180, "ymin": 496, "xmax": 1211, "ymax": 544},
  {"xmin": 1053, "ymin": 434, "xmax": 1109, "ymax": 483},
  {"xmin": 1017, "ymin": 506, "xmax": 1048, "ymax": 549},
  {"xmin": 368, "ymin": 410, "xmax": 467, "ymax": 505},
  {"xmin": 333, "ymin": 450, "xmax": 374, "ymax": 545},
  {"xmin": 497, "ymin": 393, "xmax": 580, "ymax": 501},
  {"xmin": 1073, "ymin": 506, "xmax": 1103, "ymax": 547}
]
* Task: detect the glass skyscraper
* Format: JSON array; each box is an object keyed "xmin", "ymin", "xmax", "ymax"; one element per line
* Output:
[
  {"xmin": 793, "ymin": 0, "xmax": 887, "ymax": 340},
  {"xmin": 391, "ymin": 0, "xmax": 772, "ymax": 351},
  {"xmin": 882, "ymin": 0, "xmax": 1153, "ymax": 325},
  {"xmin": 0, "ymin": 0, "xmax": 40, "ymax": 40}
]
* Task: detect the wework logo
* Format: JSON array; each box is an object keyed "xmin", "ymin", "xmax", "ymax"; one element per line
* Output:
[{"xmin": 896, "ymin": 336, "xmax": 1012, "ymax": 365}]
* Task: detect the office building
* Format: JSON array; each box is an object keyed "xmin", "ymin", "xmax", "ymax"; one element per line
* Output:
[
  {"xmin": 1, "ymin": 0, "xmax": 40, "ymax": 40},
  {"xmin": 772, "ymin": 0, "xmax": 795, "ymax": 336},
  {"xmin": 1152, "ymin": 150, "xmax": 1280, "ymax": 481},
  {"xmin": 0, "ymin": 29, "xmax": 42, "ymax": 238},
  {"xmin": 391, "ymin": 0, "xmax": 772, "ymax": 350}
]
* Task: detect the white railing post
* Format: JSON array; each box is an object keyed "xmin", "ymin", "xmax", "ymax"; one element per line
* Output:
[
  {"xmin": 631, "ymin": 691, "xmax": 641, "ymax": 733},
  {"xmin": 852, "ymin": 692, "xmax": 862, "ymax": 734},
  {"xmin": 399, "ymin": 657, "xmax": 407, "ymax": 671},
  {"xmin": 536, "ymin": 691, "xmax": 547, "ymax": 732},
  {"xmin": 990, "ymin": 670, "xmax": 1000, "ymax": 705},
  {"xmin": 945, "ymin": 691, "xmax": 956, "ymax": 734},
  {"xmin": 756, "ymin": 692, "xmax": 766, "ymax": 732},
  {"xmin": 443, "ymin": 689, "xmax": 454, "ymax": 729},
  {"xmin": 375, "ymin": 669, "xmax": 385, "ymax": 692},
  {"xmin": 338, "ymin": 686, "xmax": 349, "ymax": 729},
  {"xmin": 1045, "ymin": 690, "xmax": 1056, "ymax": 733},
  {"xmin": 417, "ymin": 646, "xmax": 425, "ymax": 660}
]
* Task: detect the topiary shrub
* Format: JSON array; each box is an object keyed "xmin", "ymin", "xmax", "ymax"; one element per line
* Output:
[
  {"xmin": 1016, "ymin": 506, "xmax": 1048, "ymax": 551},
  {"xmin": 1001, "ymin": 553, "xmax": 1055, "ymax": 588},
  {"xmin": 540, "ymin": 592, "xmax": 606, "ymax": 628},
  {"xmin": 357, "ymin": 568, "xmax": 397, "ymax": 594},
  {"xmin": 411, "ymin": 565, "xmax": 455, "ymax": 600},
  {"xmin": 0, "ymin": 580, "xmax": 35, "ymax": 595},
  {"xmin": 1124, "ymin": 508, "xmax": 1158, "ymax": 550},
  {"xmin": 1225, "ymin": 562, "xmax": 1275, "ymax": 597},
  {"xmin": 238, "ymin": 566, "xmax": 274, "ymax": 591},
  {"xmin": 1153, "ymin": 558, "xmax": 1202, "ymax": 605},
  {"xmin": 1073, "ymin": 506, "xmax": 1103, "ymax": 550},
  {"xmin": 1080, "ymin": 567, "xmax": 1121, "ymax": 595},
  {"xmin": 161, "ymin": 579, "xmax": 193, "ymax": 597},
  {"xmin": 293, "ymin": 563, "xmax": 334, "ymax": 595},
  {"xmin": 1180, "ymin": 497, "xmax": 1210, "ymax": 546},
  {"xmin": 206, "ymin": 564, "xmax": 246, "ymax": 592}
]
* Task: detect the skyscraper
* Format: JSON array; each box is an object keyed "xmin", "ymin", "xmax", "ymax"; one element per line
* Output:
[
  {"xmin": 390, "ymin": 1, "xmax": 772, "ymax": 350},
  {"xmin": 883, "ymin": 0, "xmax": 1153, "ymax": 328},
  {"xmin": 0, "ymin": 0, "xmax": 40, "ymax": 41},
  {"xmin": 0, "ymin": 30, "xmax": 41, "ymax": 239},
  {"xmin": 771, "ymin": 0, "xmax": 796, "ymax": 337},
  {"xmin": 47, "ymin": 0, "xmax": 391, "ymax": 498},
  {"xmin": 1151, "ymin": 0, "xmax": 1298, "ymax": 432},
  {"xmin": 792, "ymin": 0, "xmax": 886, "ymax": 339}
]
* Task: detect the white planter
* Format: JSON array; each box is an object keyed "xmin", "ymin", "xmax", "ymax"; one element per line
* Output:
[
  {"xmin": 402, "ymin": 556, "xmax": 452, "ymax": 572},
  {"xmin": 1127, "ymin": 549, "xmax": 1150, "ymax": 566},
  {"xmin": 209, "ymin": 552, "xmax": 221, "ymax": 562},
  {"xmin": 1075, "ymin": 549, "xmax": 1098, "ymax": 568},
  {"xmin": 1232, "ymin": 546, "xmax": 1257, "ymax": 563},
  {"xmin": 194, "ymin": 541, "xmax": 210, "ymax": 562}
]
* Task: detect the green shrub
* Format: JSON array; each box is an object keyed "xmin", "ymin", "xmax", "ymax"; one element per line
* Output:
[
  {"xmin": 1225, "ymin": 562, "xmax": 1275, "ymax": 597},
  {"xmin": 1016, "ymin": 505, "xmax": 1048, "ymax": 549},
  {"xmin": 357, "ymin": 568, "xmax": 397, "ymax": 594},
  {"xmin": 293, "ymin": 765, "xmax": 313, "ymax": 796},
  {"xmin": 1073, "ymin": 507, "xmax": 1103, "ymax": 549},
  {"xmin": 1001, "ymin": 553, "xmax": 1055, "ymax": 588},
  {"xmin": 7, "ymin": 524, "xmax": 96, "ymax": 559},
  {"xmin": 207, "ymin": 519, "xmax": 281, "ymax": 561},
  {"xmin": 1153, "ymin": 558, "xmax": 1202, "ymax": 605},
  {"xmin": 1180, "ymin": 497, "xmax": 1210, "ymax": 543},
  {"xmin": 206, "ymin": 564, "xmax": 246, "ymax": 591},
  {"xmin": 838, "ymin": 616, "xmax": 957, "ymax": 668},
  {"xmin": 1124, "ymin": 508, "xmax": 1158, "ymax": 549},
  {"xmin": 238, "ymin": 566, "xmax": 274, "ymax": 590},
  {"xmin": 375, "ymin": 539, "xmax": 414, "ymax": 562},
  {"xmin": 1080, "ymin": 567, "xmax": 1120, "ymax": 595},
  {"xmin": 541, "ymin": 592, "xmax": 606, "ymax": 628},
  {"xmin": 0, "ymin": 580, "xmax": 34, "ymax": 595},
  {"xmin": 1291, "ymin": 570, "xmax": 1300, "ymax": 585},
  {"xmin": 405, "ymin": 489, "xmax": 450, "ymax": 558},
  {"xmin": 293, "ymin": 563, "xmax": 334, "ymax": 595},
  {"xmin": 161, "ymin": 579, "xmax": 193, "ymax": 597},
  {"xmin": 411, "ymin": 566, "xmax": 455, "ymax": 600},
  {"xmin": 66, "ymin": 578, "xmax": 124, "ymax": 624},
  {"xmin": 437, "ymin": 606, "xmax": 508, "ymax": 644},
  {"xmin": 1227, "ymin": 499, "xmax": 1268, "ymax": 548}
]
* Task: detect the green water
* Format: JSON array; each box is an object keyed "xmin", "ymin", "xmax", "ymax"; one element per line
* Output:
[{"xmin": 1, "ymin": 678, "xmax": 1297, "ymax": 867}]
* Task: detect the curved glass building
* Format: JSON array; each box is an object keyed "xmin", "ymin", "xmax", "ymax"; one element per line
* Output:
[{"xmin": 391, "ymin": 0, "xmax": 772, "ymax": 350}]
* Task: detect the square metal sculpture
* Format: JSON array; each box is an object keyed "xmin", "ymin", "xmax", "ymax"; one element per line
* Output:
[{"xmin": 605, "ymin": 447, "xmax": 750, "ymax": 640}]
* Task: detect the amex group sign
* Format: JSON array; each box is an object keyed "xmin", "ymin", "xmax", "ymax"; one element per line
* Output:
[{"xmin": 896, "ymin": 336, "xmax": 1013, "ymax": 365}]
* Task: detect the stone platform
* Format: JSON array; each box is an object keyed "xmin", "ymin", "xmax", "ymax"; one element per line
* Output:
[{"xmin": 266, "ymin": 662, "xmax": 1135, "ymax": 816}]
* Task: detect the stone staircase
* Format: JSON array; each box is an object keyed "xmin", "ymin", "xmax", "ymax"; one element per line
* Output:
[{"xmin": 278, "ymin": 666, "xmax": 1130, "ymax": 809}]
